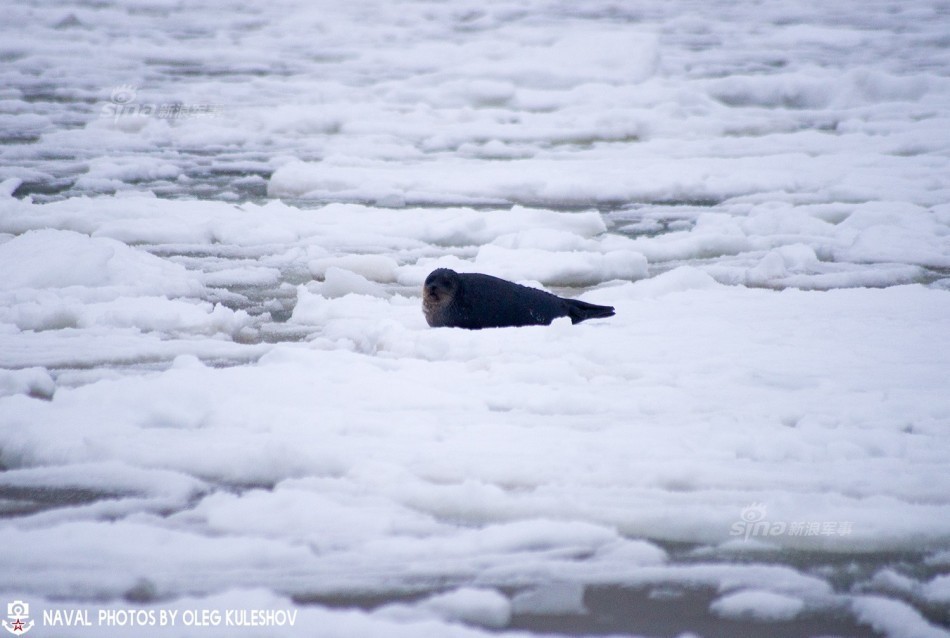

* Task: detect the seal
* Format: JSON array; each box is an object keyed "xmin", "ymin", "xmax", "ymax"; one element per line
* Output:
[{"xmin": 422, "ymin": 268, "xmax": 615, "ymax": 329}]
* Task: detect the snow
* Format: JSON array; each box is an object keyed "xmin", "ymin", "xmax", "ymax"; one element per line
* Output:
[{"xmin": 1, "ymin": 0, "xmax": 950, "ymax": 636}]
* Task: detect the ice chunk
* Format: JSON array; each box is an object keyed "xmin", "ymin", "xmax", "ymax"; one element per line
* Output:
[
  {"xmin": 922, "ymin": 574, "xmax": 950, "ymax": 604},
  {"xmin": 312, "ymin": 267, "xmax": 387, "ymax": 298},
  {"xmin": 474, "ymin": 245, "xmax": 647, "ymax": 286},
  {"xmin": 418, "ymin": 588, "xmax": 512, "ymax": 629},
  {"xmin": 0, "ymin": 367, "xmax": 55, "ymax": 399},
  {"xmin": 0, "ymin": 177, "xmax": 22, "ymax": 197},
  {"xmin": 709, "ymin": 590, "xmax": 804, "ymax": 621},
  {"xmin": 0, "ymin": 229, "xmax": 202, "ymax": 297},
  {"xmin": 309, "ymin": 255, "xmax": 399, "ymax": 283},
  {"xmin": 851, "ymin": 595, "xmax": 950, "ymax": 638},
  {"xmin": 512, "ymin": 582, "xmax": 587, "ymax": 615}
]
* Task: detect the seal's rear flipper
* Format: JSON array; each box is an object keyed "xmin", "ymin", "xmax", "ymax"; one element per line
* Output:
[{"xmin": 565, "ymin": 299, "xmax": 615, "ymax": 324}]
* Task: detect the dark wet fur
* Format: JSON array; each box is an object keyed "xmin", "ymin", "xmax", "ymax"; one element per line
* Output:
[{"xmin": 423, "ymin": 268, "xmax": 615, "ymax": 329}]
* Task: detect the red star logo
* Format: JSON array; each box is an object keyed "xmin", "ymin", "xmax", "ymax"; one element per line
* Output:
[{"xmin": 11, "ymin": 619, "xmax": 24, "ymax": 632}]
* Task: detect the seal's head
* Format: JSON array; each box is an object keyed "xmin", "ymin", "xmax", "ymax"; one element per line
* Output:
[{"xmin": 423, "ymin": 268, "xmax": 460, "ymax": 326}]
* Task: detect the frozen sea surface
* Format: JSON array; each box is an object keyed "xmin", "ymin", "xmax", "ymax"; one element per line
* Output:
[{"xmin": 1, "ymin": 0, "xmax": 950, "ymax": 636}]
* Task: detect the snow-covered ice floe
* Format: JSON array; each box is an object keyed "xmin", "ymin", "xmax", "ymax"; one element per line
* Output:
[{"xmin": 2, "ymin": 0, "xmax": 950, "ymax": 636}]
